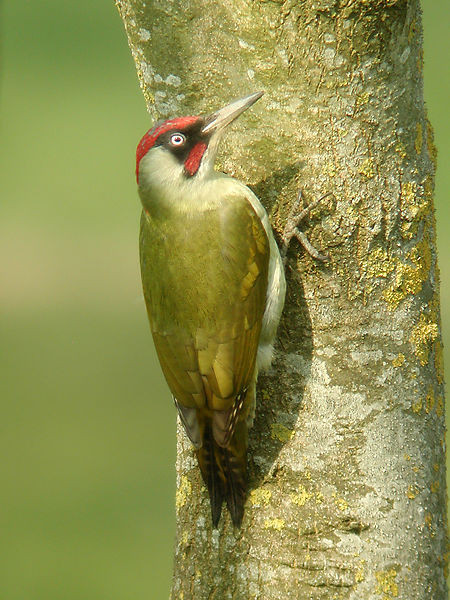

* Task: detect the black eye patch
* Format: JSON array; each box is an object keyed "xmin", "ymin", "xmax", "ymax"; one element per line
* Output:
[{"xmin": 155, "ymin": 121, "xmax": 208, "ymax": 163}]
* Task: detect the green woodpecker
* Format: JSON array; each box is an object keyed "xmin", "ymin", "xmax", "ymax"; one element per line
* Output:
[{"xmin": 137, "ymin": 92, "xmax": 287, "ymax": 528}]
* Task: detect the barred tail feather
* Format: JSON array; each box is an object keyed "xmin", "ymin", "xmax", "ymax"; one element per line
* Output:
[
  {"xmin": 196, "ymin": 424, "xmax": 224, "ymax": 527},
  {"xmin": 219, "ymin": 420, "xmax": 248, "ymax": 528},
  {"xmin": 196, "ymin": 421, "xmax": 248, "ymax": 528}
]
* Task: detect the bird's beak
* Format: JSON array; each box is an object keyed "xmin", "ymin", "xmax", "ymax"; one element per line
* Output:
[{"xmin": 201, "ymin": 91, "xmax": 264, "ymax": 135}]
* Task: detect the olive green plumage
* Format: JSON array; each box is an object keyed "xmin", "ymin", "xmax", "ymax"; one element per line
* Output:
[{"xmin": 139, "ymin": 191, "xmax": 269, "ymax": 526}]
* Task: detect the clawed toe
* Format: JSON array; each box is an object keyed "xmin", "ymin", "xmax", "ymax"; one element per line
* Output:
[{"xmin": 281, "ymin": 190, "xmax": 333, "ymax": 263}]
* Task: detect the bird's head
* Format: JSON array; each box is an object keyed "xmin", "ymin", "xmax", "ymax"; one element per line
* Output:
[{"xmin": 136, "ymin": 91, "xmax": 264, "ymax": 196}]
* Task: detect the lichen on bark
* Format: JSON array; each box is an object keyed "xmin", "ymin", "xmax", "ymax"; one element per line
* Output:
[{"xmin": 117, "ymin": 0, "xmax": 447, "ymax": 598}]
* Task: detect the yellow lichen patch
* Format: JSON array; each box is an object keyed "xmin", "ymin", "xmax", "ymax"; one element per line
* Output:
[
  {"xmin": 325, "ymin": 161, "xmax": 336, "ymax": 177},
  {"xmin": 395, "ymin": 142, "xmax": 407, "ymax": 159},
  {"xmin": 400, "ymin": 220, "xmax": 414, "ymax": 237},
  {"xmin": 433, "ymin": 463, "xmax": 439, "ymax": 472},
  {"xmin": 362, "ymin": 222, "xmax": 432, "ymax": 310},
  {"xmin": 400, "ymin": 180, "xmax": 416, "ymax": 208},
  {"xmin": 404, "ymin": 454, "xmax": 411, "ymax": 461},
  {"xmin": 264, "ymin": 518, "xmax": 285, "ymax": 531},
  {"xmin": 426, "ymin": 119, "xmax": 437, "ymax": 170},
  {"xmin": 423, "ymin": 174, "xmax": 435, "ymax": 202},
  {"xmin": 392, "ymin": 248, "xmax": 431, "ymax": 297},
  {"xmin": 425, "ymin": 386, "xmax": 435, "ymax": 413},
  {"xmin": 181, "ymin": 531, "xmax": 189, "ymax": 545},
  {"xmin": 365, "ymin": 248, "xmax": 396, "ymax": 280},
  {"xmin": 360, "ymin": 247, "xmax": 396, "ymax": 298},
  {"xmin": 176, "ymin": 476, "xmax": 192, "ymax": 509},
  {"xmin": 375, "ymin": 568, "xmax": 399, "ymax": 599},
  {"xmin": 399, "ymin": 179, "xmax": 433, "ymax": 240},
  {"xmin": 143, "ymin": 88, "xmax": 155, "ymax": 106},
  {"xmin": 359, "ymin": 158, "xmax": 375, "ymax": 179},
  {"xmin": 407, "ymin": 484, "xmax": 420, "ymax": 499},
  {"xmin": 249, "ymin": 487, "xmax": 272, "ymax": 506},
  {"xmin": 392, "ymin": 353, "xmax": 405, "ymax": 367},
  {"xmin": 271, "ymin": 423, "xmax": 294, "ymax": 442},
  {"xmin": 290, "ymin": 484, "xmax": 313, "ymax": 507},
  {"xmin": 411, "ymin": 397, "xmax": 422, "ymax": 414},
  {"xmin": 131, "ymin": 82, "xmax": 153, "ymax": 105},
  {"xmin": 381, "ymin": 233, "xmax": 432, "ymax": 310},
  {"xmin": 436, "ymin": 395, "xmax": 444, "ymax": 418},
  {"xmin": 410, "ymin": 312, "xmax": 439, "ymax": 366},
  {"xmin": 431, "ymin": 480, "xmax": 440, "ymax": 493},
  {"xmin": 356, "ymin": 91, "xmax": 370, "ymax": 106},
  {"xmin": 415, "ymin": 122, "xmax": 423, "ymax": 155},
  {"xmin": 401, "ymin": 205, "xmax": 432, "ymax": 240},
  {"xmin": 315, "ymin": 491, "xmax": 324, "ymax": 503},
  {"xmin": 434, "ymin": 339, "xmax": 444, "ymax": 384},
  {"xmin": 332, "ymin": 492, "xmax": 348, "ymax": 511},
  {"xmin": 355, "ymin": 559, "xmax": 366, "ymax": 584}
]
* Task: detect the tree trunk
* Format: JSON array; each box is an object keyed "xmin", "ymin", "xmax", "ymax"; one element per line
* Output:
[{"xmin": 116, "ymin": 1, "xmax": 447, "ymax": 597}]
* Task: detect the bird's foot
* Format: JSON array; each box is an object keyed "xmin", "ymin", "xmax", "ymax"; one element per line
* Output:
[{"xmin": 281, "ymin": 190, "xmax": 333, "ymax": 263}]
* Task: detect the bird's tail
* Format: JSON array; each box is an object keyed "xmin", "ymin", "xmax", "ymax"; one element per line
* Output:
[{"xmin": 196, "ymin": 420, "xmax": 248, "ymax": 528}]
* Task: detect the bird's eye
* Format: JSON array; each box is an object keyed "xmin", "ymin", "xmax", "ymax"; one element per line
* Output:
[{"xmin": 170, "ymin": 133, "xmax": 186, "ymax": 146}]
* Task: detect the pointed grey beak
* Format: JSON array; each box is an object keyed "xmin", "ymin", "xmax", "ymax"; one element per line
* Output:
[{"xmin": 201, "ymin": 91, "xmax": 264, "ymax": 135}]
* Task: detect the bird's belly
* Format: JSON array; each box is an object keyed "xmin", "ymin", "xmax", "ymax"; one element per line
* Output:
[{"xmin": 139, "ymin": 193, "xmax": 269, "ymax": 412}]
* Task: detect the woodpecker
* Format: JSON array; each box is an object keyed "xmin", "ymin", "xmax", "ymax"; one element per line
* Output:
[{"xmin": 136, "ymin": 92, "xmax": 323, "ymax": 528}]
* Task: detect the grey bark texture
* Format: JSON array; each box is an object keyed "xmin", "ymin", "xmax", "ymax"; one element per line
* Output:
[{"xmin": 116, "ymin": 0, "xmax": 447, "ymax": 598}]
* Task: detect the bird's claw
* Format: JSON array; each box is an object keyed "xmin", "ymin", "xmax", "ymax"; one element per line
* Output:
[{"xmin": 281, "ymin": 190, "xmax": 333, "ymax": 263}]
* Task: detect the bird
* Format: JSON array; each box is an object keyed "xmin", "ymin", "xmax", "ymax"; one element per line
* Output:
[{"xmin": 136, "ymin": 91, "xmax": 326, "ymax": 528}]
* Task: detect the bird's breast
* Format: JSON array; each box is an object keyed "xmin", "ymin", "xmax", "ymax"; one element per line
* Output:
[{"xmin": 140, "ymin": 194, "xmax": 262, "ymax": 335}]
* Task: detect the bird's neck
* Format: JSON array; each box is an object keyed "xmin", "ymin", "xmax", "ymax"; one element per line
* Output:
[{"xmin": 141, "ymin": 169, "xmax": 238, "ymax": 217}]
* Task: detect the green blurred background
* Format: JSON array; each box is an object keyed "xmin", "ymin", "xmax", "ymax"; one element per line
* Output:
[{"xmin": 0, "ymin": 2, "xmax": 448, "ymax": 598}]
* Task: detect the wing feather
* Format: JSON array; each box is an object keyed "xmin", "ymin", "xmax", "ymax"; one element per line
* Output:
[{"xmin": 140, "ymin": 191, "xmax": 269, "ymax": 445}]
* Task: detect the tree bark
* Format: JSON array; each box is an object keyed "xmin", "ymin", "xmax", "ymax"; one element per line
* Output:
[{"xmin": 116, "ymin": 1, "xmax": 447, "ymax": 598}]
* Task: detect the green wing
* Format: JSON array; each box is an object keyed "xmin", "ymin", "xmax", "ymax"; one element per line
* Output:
[{"xmin": 139, "ymin": 192, "xmax": 269, "ymax": 447}]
